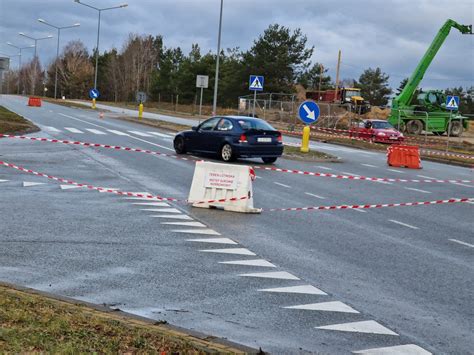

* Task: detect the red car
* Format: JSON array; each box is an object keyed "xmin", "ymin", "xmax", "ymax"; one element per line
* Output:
[{"xmin": 349, "ymin": 119, "xmax": 404, "ymax": 143}]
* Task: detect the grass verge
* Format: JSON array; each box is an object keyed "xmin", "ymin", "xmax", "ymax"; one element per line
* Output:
[
  {"xmin": 0, "ymin": 105, "xmax": 39, "ymax": 135},
  {"xmin": 283, "ymin": 145, "xmax": 339, "ymax": 162},
  {"xmin": 0, "ymin": 283, "xmax": 249, "ymax": 353}
]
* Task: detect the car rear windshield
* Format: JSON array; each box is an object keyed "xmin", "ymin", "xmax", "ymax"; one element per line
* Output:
[
  {"xmin": 237, "ymin": 119, "xmax": 276, "ymax": 131},
  {"xmin": 372, "ymin": 121, "xmax": 394, "ymax": 129}
]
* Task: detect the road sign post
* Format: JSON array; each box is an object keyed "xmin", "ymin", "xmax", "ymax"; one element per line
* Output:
[
  {"xmin": 196, "ymin": 75, "xmax": 209, "ymax": 116},
  {"xmin": 89, "ymin": 88, "xmax": 100, "ymax": 109},
  {"xmin": 249, "ymin": 75, "xmax": 264, "ymax": 117},
  {"xmin": 298, "ymin": 100, "xmax": 320, "ymax": 153}
]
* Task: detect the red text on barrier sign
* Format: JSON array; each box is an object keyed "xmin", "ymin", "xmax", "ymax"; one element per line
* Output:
[{"xmin": 205, "ymin": 171, "xmax": 237, "ymax": 190}]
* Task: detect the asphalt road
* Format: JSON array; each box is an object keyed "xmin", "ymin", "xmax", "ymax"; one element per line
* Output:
[{"xmin": 1, "ymin": 95, "xmax": 473, "ymax": 354}]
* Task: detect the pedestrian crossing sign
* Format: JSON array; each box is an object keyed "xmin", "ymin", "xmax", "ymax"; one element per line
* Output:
[
  {"xmin": 446, "ymin": 95, "xmax": 460, "ymax": 110},
  {"xmin": 249, "ymin": 75, "xmax": 264, "ymax": 91}
]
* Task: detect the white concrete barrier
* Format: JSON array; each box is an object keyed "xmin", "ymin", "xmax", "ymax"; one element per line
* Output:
[{"xmin": 188, "ymin": 161, "xmax": 261, "ymax": 213}]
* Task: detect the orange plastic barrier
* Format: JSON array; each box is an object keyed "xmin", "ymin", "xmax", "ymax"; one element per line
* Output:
[
  {"xmin": 387, "ymin": 145, "xmax": 421, "ymax": 169},
  {"xmin": 27, "ymin": 97, "xmax": 42, "ymax": 107}
]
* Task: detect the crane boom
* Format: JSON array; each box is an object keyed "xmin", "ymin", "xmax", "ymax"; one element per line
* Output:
[{"xmin": 392, "ymin": 19, "xmax": 472, "ymax": 110}]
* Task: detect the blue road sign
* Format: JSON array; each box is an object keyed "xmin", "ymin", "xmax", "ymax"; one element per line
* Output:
[
  {"xmin": 249, "ymin": 75, "xmax": 264, "ymax": 91},
  {"xmin": 89, "ymin": 88, "xmax": 100, "ymax": 99},
  {"xmin": 298, "ymin": 100, "xmax": 320, "ymax": 125},
  {"xmin": 446, "ymin": 95, "xmax": 460, "ymax": 111}
]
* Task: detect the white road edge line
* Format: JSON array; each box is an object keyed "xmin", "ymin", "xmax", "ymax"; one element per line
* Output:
[
  {"xmin": 389, "ymin": 219, "xmax": 419, "ymax": 230},
  {"xmin": 449, "ymin": 239, "xmax": 474, "ymax": 248}
]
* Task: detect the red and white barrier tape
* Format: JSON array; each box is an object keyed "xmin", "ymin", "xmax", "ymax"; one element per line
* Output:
[
  {"xmin": 0, "ymin": 160, "xmax": 249, "ymax": 205},
  {"xmin": 253, "ymin": 165, "xmax": 474, "ymax": 184},
  {"xmin": 0, "ymin": 134, "xmax": 195, "ymax": 162},
  {"xmin": 265, "ymin": 197, "xmax": 473, "ymax": 212}
]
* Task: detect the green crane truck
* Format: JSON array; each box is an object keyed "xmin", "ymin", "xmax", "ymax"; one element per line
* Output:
[{"xmin": 388, "ymin": 19, "xmax": 472, "ymax": 137}]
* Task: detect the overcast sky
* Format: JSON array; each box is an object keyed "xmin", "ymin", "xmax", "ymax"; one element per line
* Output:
[{"xmin": 1, "ymin": 0, "xmax": 473, "ymax": 90}]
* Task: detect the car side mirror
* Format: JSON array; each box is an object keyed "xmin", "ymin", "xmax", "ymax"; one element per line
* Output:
[{"xmin": 192, "ymin": 126, "xmax": 198, "ymax": 131}]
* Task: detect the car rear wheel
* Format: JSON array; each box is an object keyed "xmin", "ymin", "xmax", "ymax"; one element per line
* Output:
[
  {"xmin": 220, "ymin": 144, "xmax": 234, "ymax": 162},
  {"xmin": 262, "ymin": 157, "xmax": 277, "ymax": 164},
  {"xmin": 448, "ymin": 121, "xmax": 463, "ymax": 137},
  {"xmin": 406, "ymin": 120, "xmax": 423, "ymax": 135},
  {"xmin": 174, "ymin": 136, "xmax": 186, "ymax": 154}
]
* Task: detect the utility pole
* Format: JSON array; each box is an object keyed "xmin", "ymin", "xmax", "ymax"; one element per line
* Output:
[
  {"xmin": 334, "ymin": 50, "xmax": 341, "ymax": 102},
  {"xmin": 212, "ymin": 0, "xmax": 224, "ymax": 116},
  {"xmin": 318, "ymin": 63, "xmax": 324, "ymax": 101}
]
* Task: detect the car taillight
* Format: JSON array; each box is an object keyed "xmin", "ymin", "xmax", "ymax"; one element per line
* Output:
[
  {"xmin": 277, "ymin": 133, "xmax": 282, "ymax": 143},
  {"xmin": 239, "ymin": 134, "xmax": 247, "ymax": 143}
]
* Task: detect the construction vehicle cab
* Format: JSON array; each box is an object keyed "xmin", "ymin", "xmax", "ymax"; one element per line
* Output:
[{"xmin": 340, "ymin": 88, "xmax": 370, "ymax": 114}]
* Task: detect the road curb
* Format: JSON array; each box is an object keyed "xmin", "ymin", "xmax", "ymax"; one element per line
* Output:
[{"xmin": 0, "ymin": 281, "xmax": 261, "ymax": 354}]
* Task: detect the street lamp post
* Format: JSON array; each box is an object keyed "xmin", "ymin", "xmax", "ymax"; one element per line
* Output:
[
  {"xmin": 74, "ymin": 0, "xmax": 127, "ymax": 108},
  {"xmin": 212, "ymin": 0, "xmax": 224, "ymax": 116},
  {"xmin": 38, "ymin": 19, "xmax": 80, "ymax": 99},
  {"xmin": 18, "ymin": 33, "xmax": 53, "ymax": 95},
  {"xmin": 6, "ymin": 42, "xmax": 35, "ymax": 94}
]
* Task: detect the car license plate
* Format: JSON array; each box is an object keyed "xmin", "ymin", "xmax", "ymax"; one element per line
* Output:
[
  {"xmin": 258, "ymin": 137, "xmax": 272, "ymax": 143},
  {"xmin": 389, "ymin": 136, "xmax": 397, "ymax": 140}
]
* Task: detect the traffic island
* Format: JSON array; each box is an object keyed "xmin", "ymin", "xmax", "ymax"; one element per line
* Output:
[
  {"xmin": 0, "ymin": 105, "xmax": 39, "ymax": 135},
  {"xmin": 283, "ymin": 145, "xmax": 339, "ymax": 162},
  {"xmin": 0, "ymin": 282, "xmax": 256, "ymax": 354}
]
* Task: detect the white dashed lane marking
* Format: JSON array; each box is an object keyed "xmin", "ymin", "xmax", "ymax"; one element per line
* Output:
[
  {"xmin": 187, "ymin": 238, "xmax": 237, "ymax": 245},
  {"xmin": 449, "ymin": 239, "xmax": 474, "ymax": 248},
  {"xmin": 107, "ymin": 129, "xmax": 129, "ymax": 136},
  {"xmin": 305, "ymin": 192, "xmax": 326, "ymax": 199},
  {"xmin": 148, "ymin": 132, "xmax": 173, "ymax": 138},
  {"xmin": 361, "ymin": 163, "xmax": 377, "ymax": 168},
  {"xmin": 404, "ymin": 187, "xmax": 431, "ymax": 194},
  {"xmin": 162, "ymin": 221, "xmax": 206, "ymax": 227},
  {"xmin": 274, "ymin": 182, "xmax": 291, "ymax": 188},
  {"xmin": 23, "ymin": 182, "xmax": 46, "ymax": 187},
  {"xmin": 200, "ymin": 248, "xmax": 256, "ymax": 256},
  {"xmin": 132, "ymin": 202, "xmax": 169, "ymax": 207},
  {"xmin": 0, "ymin": 179, "xmax": 9, "ymax": 183},
  {"xmin": 43, "ymin": 126, "xmax": 61, "ymax": 132},
  {"xmin": 259, "ymin": 285, "xmax": 327, "ymax": 295},
  {"xmin": 342, "ymin": 172, "xmax": 359, "ymax": 176},
  {"xmin": 316, "ymin": 166, "xmax": 333, "ymax": 171},
  {"xmin": 150, "ymin": 214, "xmax": 193, "ymax": 220},
  {"xmin": 451, "ymin": 182, "xmax": 474, "ymax": 188},
  {"xmin": 389, "ymin": 219, "xmax": 419, "ymax": 230},
  {"xmin": 64, "ymin": 127, "xmax": 83, "ymax": 133},
  {"xmin": 352, "ymin": 208, "xmax": 368, "ymax": 213},
  {"xmin": 387, "ymin": 169, "xmax": 405, "ymax": 174},
  {"xmin": 353, "ymin": 344, "xmax": 432, "ymax": 354},
  {"xmin": 172, "ymin": 229, "xmax": 221, "ymax": 235},
  {"xmin": 284, "ymin": 301, "xmax": 359, "ymax": 314},
  {"xmin": 316, "ymin": 320, "xmax": 398, "ymax": 336},
  {"xmin": 60, "ymin": 184, "xmax": 83, "ymax": 190},
  {"xmin": 85, "ymin": 128, "xmax": 106, "ymax": 135},
  {"xmin": 219, "ymin": 259, "xmax": 276, "ymax": 268},
  {"xmin": 417, "ymin": 175, "xmax": 436, "ymax": 180},
  {"xmin": 240, "ymin": 271, "xmax": 300, "ymax": 280},
  {"xmin": 128, "ymin": 130, "xmax": 153, "ymax": 137},
  {"xmin": 142, "ymin": 208, "xmax": 181, "ymax": 213}
]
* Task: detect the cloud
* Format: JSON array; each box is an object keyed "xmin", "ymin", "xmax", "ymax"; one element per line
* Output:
[{"xmin": 1, "ymin": 0, "xmax": 472, "ymax": 90}]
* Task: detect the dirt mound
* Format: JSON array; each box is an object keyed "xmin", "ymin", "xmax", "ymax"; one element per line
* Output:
[{"xmin": 363, "ymin": 107, "xmax": 390, "ymax": 119}]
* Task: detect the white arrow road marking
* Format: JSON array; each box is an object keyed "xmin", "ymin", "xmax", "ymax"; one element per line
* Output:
[
  {"xmin": 284, "ymin": 301, "xmax": 359, "ymax": 313},
  {"xmin": 162, "ymin": 221, "xmax": 206, "ymax": 227},
  {"xmin": 219, "ymin": 259, "xmax": 276, "ymax": 267},
  {"xmin": 316, "ymin": 320, "xmax": 398, "ymax": 336},
  {"xmin": 259, "ymin": 285, "xmax": 327, "ymax": 295},
  {"xmin": 303, "ymin": 104, "xmax": 316, "ymax": 120},
  {"xmin": 353, "ymin": 344, "xmax": 432, "ymax": 354},
  {"xmin": 64, "ymin": 127, "xmax": 84, "ymax": 133},
  {"xmin": 187, "ymin": 238, "xmax": 237, "ymax": 245},
  {"xmin": 60, "ymin": 184, "xmax": 83, "ymax": 190},
  {"xmin": 200, "ymin": 248, "xmax": 256, "ymax": 256},
  {"xmin": 142, "ymin": 208, "xmax": 181, "ymax": 213},
  {"xmin": 172, "ymin": 229, "xmax": 220, "ymax": 235},
  {"xmin": 150, "ymin": 214, "xmax": 193, "ymax": 220},
  {"xmin": 131, "ymin": 202, "xmax": 169, "ymax": 207},
  {"xmin": 23, "ymin": 182, "xmax": 46, "ymax": 187},
  {"xmin": 240, "ymin": 271, "xmax": 300, "ymax": 280}
]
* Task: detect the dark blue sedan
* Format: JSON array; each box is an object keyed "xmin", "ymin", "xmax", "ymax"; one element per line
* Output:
[{"xmin": 173, "ymin": 116, "xmax": 283, "ymax": 163}]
